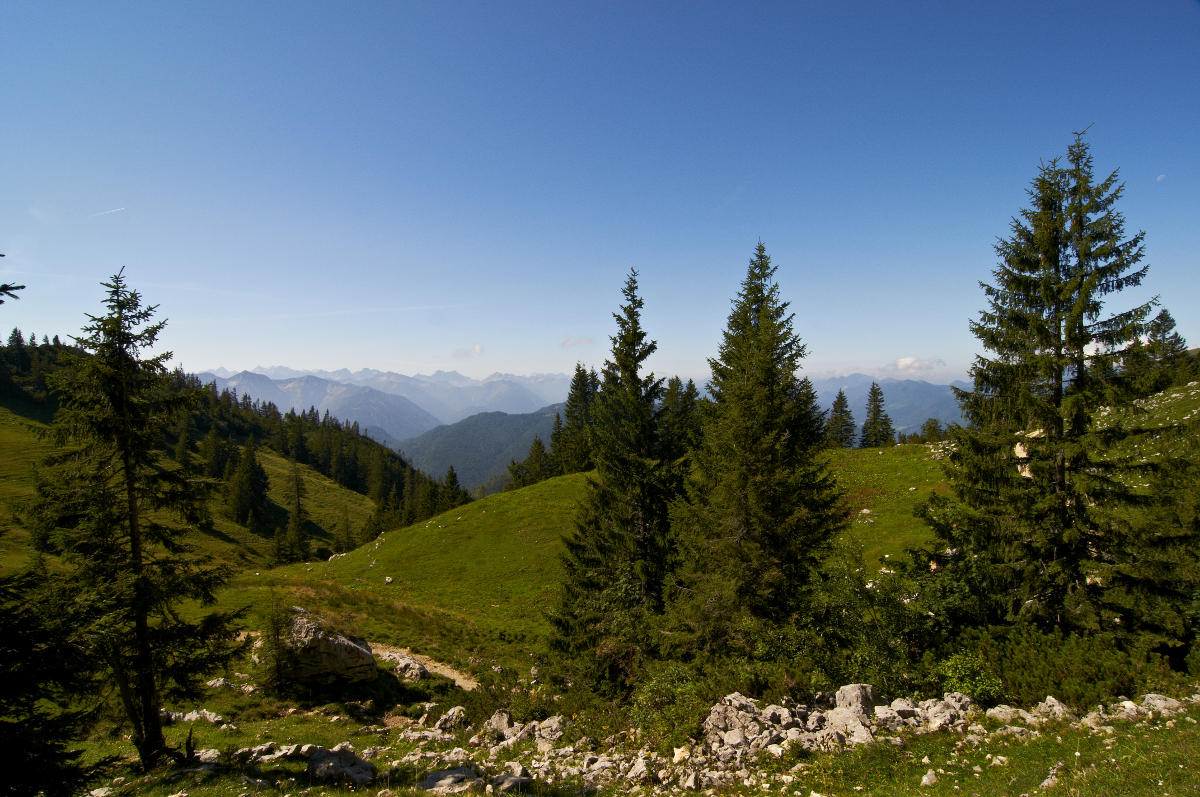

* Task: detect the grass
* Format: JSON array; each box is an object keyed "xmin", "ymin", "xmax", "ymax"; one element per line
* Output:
[
  {"xmin": 210, "ymin": 473, "xmax": 588, "ymax": 671},
  {"xmin": 0, "ymin": 398, "xmax": 379, "ymax": 574},
  {"xmin": 0, "ymin": 403, "xmax": 53, "ymax": 570},
  {"xmin": 780, "ymin": 706, "xmax": 1200, "ymax": 796},
  {"xmin": 826, "ymin": 443, "xmax": 948, "ymax": 566}
]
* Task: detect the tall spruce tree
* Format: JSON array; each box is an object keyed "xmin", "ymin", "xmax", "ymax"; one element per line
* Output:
[
  {"xmin": 553, "ymin": 363, "xmax": 600, "ymax": 474},
  {"xmin": 912, "ymin": 133, "xmax": 1162, "ymax": 637},
  {"xmin": 665, "ymin": 243, "xmax": 845, "ymax": 657},
  {"xmin": 859, "ymin": 381, "xmax": 895, "ymax": 447},
  {"xmin": 32, "ymin": 271, "xmax": 241, "ymax": 769},
  {"xmin": 824, "ymin": 388, "xmax": 857, "ymax": 448},
  {"xmin": 548, "ymin": 269, "xmax": 669, "ymax": 693}
]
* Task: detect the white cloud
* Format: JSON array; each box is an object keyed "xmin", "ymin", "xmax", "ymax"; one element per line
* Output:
[
  {"xmin": 888, "ymin": 355, "xmax": 946, "ymax": 375},
  {"xmin": 1156, "ymin": 174, "xmax": 1167, "ymax": 182},
  {"xmin": 89, "ymin": 207, "xmax": 126, "ymax": 217},
  {"xmin": 453, "ymin": 343, "xmax": 484, "ymax": 358},
  {"xmin": 561, "ymin": 336, "xmax": 594, "ymax": 348}
]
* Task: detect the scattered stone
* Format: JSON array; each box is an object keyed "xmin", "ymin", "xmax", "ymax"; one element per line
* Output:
[
  {"xmin": 420, "ymin": 766, "xmax": 482, "ymax": 793},
  {"xmin": 1142, "ymin": 694, "xmax": 1184, "ymax": 716},
  {"xmin": 921, "ymin": 768, "xmax": 938, "ymax": 786},
  {"xmin": 307, "ymin": 742, "xmax": 377, "ymax": 785},
  {"xmin": 381, "ymin": 651, "xmax": 429, "ymax": 681},
  {"xmin": 433, "ymin": 705, "xmax": 468, "ymax": 731}
]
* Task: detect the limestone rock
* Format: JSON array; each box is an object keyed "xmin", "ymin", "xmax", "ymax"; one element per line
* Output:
[
  {"xmin": 307, "ymin": 743, "xmax": 377, "ymax": 785},
  {"xmin": 381, "ymin": 651, "xmax": 429, "ymax": 681},
  {"xmin": 419, "ymin": 766, "xmax": 482, "ymax": 793},
  {"xmin": 433, "ymin": 706, "xmax": 468, "ymax": 731},
  {"xmin": 1142, "ymin": 694, "xmax": 1184, "ymax": 716},
  {"xmin": 282, "ymin": 608, "xmax": 376, "ymax": 685}
]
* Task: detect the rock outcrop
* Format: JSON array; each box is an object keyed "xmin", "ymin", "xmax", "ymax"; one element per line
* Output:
[{"xmin": 281, "ymin": 607, "xmax": 376, "ymax": 685}]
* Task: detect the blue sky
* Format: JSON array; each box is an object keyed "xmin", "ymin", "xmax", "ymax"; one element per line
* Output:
[{"xmin": 3, "ymin": 1, "xmax": 1197, "ymax": 384}]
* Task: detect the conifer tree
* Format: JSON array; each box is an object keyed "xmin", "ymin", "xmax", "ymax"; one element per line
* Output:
[
  {"xmin": 912, "ymin": 133, "xmax": 1160, "ymax": 636},
  {"xmin": 549, "ymin": 269, "xmax": 669, "ymax": 693},
  {"xmin": 507, "ymin": 436, "xmax": 551, "ymax": 489},
  {"xmin": 554, "ymin": 363, "xmax": 599, "ymax": 474},
  {"xmin": 665, "ymin": 243, "xmax": 845, "ymax": 656},
  {"xmin": 824, "ymin": 388, "xmax": 857, "ymax": 448},
  {"xmin": 229, "ymin": 440, "xmax": 269, "ymax": 531},
  {"xmin": 438, "ymin": 465, "xmax": 468, "ymax": 511},
  {"xmin": 31, "ymin": 271, "xmax": 241, "ymax": 769},
  {"xmin": 659, "ymin": 376, "xmax": 702, "ymax": 464},
  {"xmin": 283, "ymin": 463, "xmax": 309, "ymax": 561},
  {"xmin": 859, "ymin": 381, "xmax": 895, "ymax": 447}
]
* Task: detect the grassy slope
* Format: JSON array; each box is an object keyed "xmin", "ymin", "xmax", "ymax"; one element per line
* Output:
[
  {"xmin": 827, "ymin": 443, "xmax": 948, "ymax": 566},
  {"xmin": 213, "ymin": 472, "xmax": 588, "ymax": 670},
  {"xmin": 0, "ymin": 402, "xmax": 377, "ymax": 573},
  {"xmin": 0, "ymin": 403, "xmax": 54, "ymax": 569}
]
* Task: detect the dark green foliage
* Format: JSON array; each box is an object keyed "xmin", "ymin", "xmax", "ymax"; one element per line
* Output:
[
  {"xmin": 32, "ymin": 271, "xmax": 243, "ymax": 769},
  {"xmin": 0, "ymin": 571, "xmax": 102, "ymax": 796},
  {"xmin": 960, "ymin": 625, "xmax": 1175, "ymax": 708},
  {"xmin": 935, "ymin": 651, "xmax": 1003, "ymax": 705},
  {"xmin": 553, "ymin": 363, "xmax": 600, "ymax": 475},
  {"xmin": 911, "ymin": 133, "xmax": 1161, "ymax": 641},
  {"xmin": 824, "ymin": 388, "xmax": 857, "ymax": 448},
  {"xmin": 549, "ymin": 269, "xmax": 671, "ymax": 694},
  {"xmin": 665, "ymin": 243, "xmax": 846, "ymax": 660},
  {"xmin": 859, "ymin": 381, "xmax": 895, "ymax": 447},
  {"xmin": 1097, "ymin": 455, "xmax": 1200, "ymax": 653},
  {"xmin": 438, "ymin": 465, "xmax": 469, "ymax": 511},
  {"xmin": 1121, "ymin": 309, "xmax": 1192, "ymax": 396},
  {"xmin": 507, "ymin": 435, "xmax": 551, "ymax": 489},
  {"xmin": 276, "ymin": 462, "xmax": 310, "ymax": 563},
  {"xmin": 658, "ymin": 375, "xmax": 702, "ymax": 465},
  {"xmin": 810, "ymin": 539, "xmax": 929, "ymax": 696},
  {"xmin": 229, "ymin": 439, "xmax": 271, "ymax": 531}
]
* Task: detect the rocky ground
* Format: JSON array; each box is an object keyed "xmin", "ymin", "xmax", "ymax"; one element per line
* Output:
[
  {"xmin": 104, "ymin": 680, "xmax": 1200, "ymax": 796},
  {"xmin": 85, "ymin": 611, "xmax": 1200, "ymax": 795}
]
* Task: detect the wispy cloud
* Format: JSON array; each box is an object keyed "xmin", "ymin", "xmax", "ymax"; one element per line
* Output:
[
  {"xmin": 1156, "ymin": 174, "xmax": 1167, "ymax": 182},
  {"xmin": 89, "ymin": 207, "xmax": 126, "ymax": 217},
  {"xmin": 561, "ymin": 336, "xmax": 594, "ymax": 348},
  {"xmin": 453, "ymin": 343, "xmax": 484, "ymax": 358}
]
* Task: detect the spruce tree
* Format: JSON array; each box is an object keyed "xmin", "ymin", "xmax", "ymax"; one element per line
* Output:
[
  {"xmin": 283, "ymin": 463, "xmax": 309, "ymax": 561},
  {"xmin": 554, "ymin": 363, "xmax": 599, "ymax": 474},
  {"xmin": 912, "ymin": 133, "xmax": 1159, "ymax": 636},
  {"xmin": 658, "ymin": 375, "xmax": 702, "ymax": 464},
  {"xmin": 549, "ymin": 269, "xmax": 669, "ymax": 693},
  {"xmin": 229, "ymin": 440, "xmax": 270, "ymax": 531},
  {"xmin": 32, "ymin": 271, "xmax": 241, "ymax": 769},
  {"xmin": 665, "ymin": 243, "xmax": 845, "ymax": 656},
  {"xmin": 824, "ymin": 388, "xmax": 857, "ymax": 448},
  {"xmin": 860, "ymin": 381, "xmax": 895, "ymax": 447}
]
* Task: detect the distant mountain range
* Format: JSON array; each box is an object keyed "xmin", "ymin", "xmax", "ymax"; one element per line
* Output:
[
  {"xmin": 397, "ymin": 404, "xmax": 564, "ymax": 493},
  {"xmin": 196, "ymin": 366, "xmax": 966, "ymax": 491},
  {"xmin": 195, "ymin": 367, "xmax": 572, "ymax": 445},
  {"xmin": 809, "ymin": 374, "xmax": 968, "ymax": 435},
  {"xmin": 395, "ymin": 373, "xmax": 967, "ymax": 493}
]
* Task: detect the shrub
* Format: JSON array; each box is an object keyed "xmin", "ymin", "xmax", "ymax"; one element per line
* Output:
[
  {"xmin": 936, "ymin": 651, "xmax": 1003, "ymax": 705},
  {"xmin": 628, "ymin": 661, "xmax": 710, "ymax": 749},
  {"xmin": 962, "ymin": 626, "xmax": 1176, "ymax": 708}
]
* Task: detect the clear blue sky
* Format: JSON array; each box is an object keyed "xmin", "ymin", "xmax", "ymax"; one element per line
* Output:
[{"xmin": 3, "ymin": 1, "xmax": 1198, "ymax": 384}]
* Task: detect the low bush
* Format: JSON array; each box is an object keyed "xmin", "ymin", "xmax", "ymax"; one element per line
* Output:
[{"xmin": 962, "ymin": 625, "xmax": 1177, "ymax": 708}]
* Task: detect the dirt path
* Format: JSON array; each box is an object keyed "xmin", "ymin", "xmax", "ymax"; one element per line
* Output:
[{"xmin": 371, "ymin": 642, "xmax": 479, "ymax": 691}]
